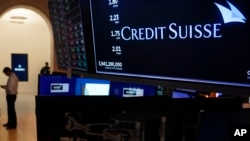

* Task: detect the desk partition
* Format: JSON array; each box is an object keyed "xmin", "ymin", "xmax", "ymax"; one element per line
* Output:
[{"xmin": 36, "ymin": 96, "xmax": 242, "ymax": 141}]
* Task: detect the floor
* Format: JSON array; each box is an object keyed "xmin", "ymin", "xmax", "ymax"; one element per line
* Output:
[{"xmin": 0, "ymin": 93, "xmax": 37, "ymax": 141}]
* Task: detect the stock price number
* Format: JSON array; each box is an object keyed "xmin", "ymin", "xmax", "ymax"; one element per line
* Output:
[
  {"xmin": 109, "ymin": 14, "xmax": 119, "ymax": 24},
  {"xmin": 111, "ymin": 30, "xmax": 120, "ymax": 39},
  {"xmin": 98, "ymin": 61, "xmax": 123, "ymax": 70},
  {"xmin": 108, "ymin": 0, "xmax": 118, "ymax": 7},
  {"xmin": 112, "ymin": 46, "xmax": 122, "ymax": 55}
]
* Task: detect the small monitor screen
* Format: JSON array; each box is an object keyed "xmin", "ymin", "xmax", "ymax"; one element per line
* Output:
[
  {"xmin": 75, "ymin": 78, "xmax": 110, "ymax": 96},
  {"xmin": 172, "ymin": 88, "xmax": 196, "ymax": 98},
  {"xmin": 216, "ymin": 92, "xmax": 223, "ymax": 97},
  {"xmin": 84, "ymin": 83, "xmax": 110, "ymax": 96},
  {"xmin": 38, "ymin": 75, "xmax": 77, "ymax": 96},
  {"xmin": 110, "ymin": 81, "xmax": 157, "ymax": 97}
]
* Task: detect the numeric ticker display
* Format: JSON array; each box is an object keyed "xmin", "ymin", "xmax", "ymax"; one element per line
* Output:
[{"xmin": 49, "ymin": 0, "xmax": 88, "ymax": 71}]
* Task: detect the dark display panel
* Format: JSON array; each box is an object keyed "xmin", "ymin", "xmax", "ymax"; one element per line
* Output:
[
  {"xmin": 90, "ymin": 0, "xmax": 250, "ymax": 88},
  {"xmin": 196, "ymin": 110, "xmax": 250, "ymax": 141},
  {"xmin": 48, "ymin": 0, "xmax": 91, "ymax": 71}
]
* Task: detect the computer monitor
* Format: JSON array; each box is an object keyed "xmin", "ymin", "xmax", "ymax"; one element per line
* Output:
[
  {"xmin": 38, "ymin": 75, "xmax": 77, "ymax": 96},
  {"xmin": 75, "ymin": 77, "xmax": 110, "ymax": 96},
  {"xmin": 172, "ymin": 88, "xmax": 197, "ymax": 98},
  {"xmin": 110, "ymin": 81, "xmax": 157, "ymax": 97}
]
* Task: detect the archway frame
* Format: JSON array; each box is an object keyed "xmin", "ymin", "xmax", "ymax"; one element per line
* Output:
[{"xmin": 0, "ymin": 3, "xmax": 56, "ymax": 71}]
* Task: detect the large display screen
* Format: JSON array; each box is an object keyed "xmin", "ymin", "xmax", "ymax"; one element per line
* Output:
[
  {"xmin": 48, "ymin": 0, "xmax": 93, "ymax": 71},
  {"xmin": 90, "ymin": 0, "xmax": 250, "ymax": 88}
]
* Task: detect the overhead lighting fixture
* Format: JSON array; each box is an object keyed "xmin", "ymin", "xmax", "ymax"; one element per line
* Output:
[
  {"xmin": 10, "ymin": 16, "xmax": 27, "ymax": 20},
  {"xmin": 9, "ymin": 20, "xmax": 24, "ymax": 24}
]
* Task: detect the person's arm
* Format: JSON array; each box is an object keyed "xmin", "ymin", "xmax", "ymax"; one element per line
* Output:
[{"xmin": 0, "ymin": 85, "xmax": 7, "ymax": 89}]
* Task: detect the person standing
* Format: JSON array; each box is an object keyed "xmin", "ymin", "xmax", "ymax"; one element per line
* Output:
[
  {"xmin": 0, "ymin": 67, "xmax": 19, "ymax": 129},
  {"xmin": 40, "ymin": 62, "xmax": 50, "ymax": 75}
]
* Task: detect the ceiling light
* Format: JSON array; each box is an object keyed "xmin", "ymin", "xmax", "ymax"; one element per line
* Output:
[
  {"xmin": 10, "ymin": 16, "xmax": 27, "ymax": 20},
  {"xmin": 9, "ymin": 20, "xmax": 24, "ymax": 24}
]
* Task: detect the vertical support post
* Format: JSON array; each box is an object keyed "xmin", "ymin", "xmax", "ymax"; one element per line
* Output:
[
  {"xmin": 159, "ymin": 116, "xmax": 166, "ymax": 141},
  {"xmin": 135, "ymin": 121, "xmax": 142, "ymax": 141}
]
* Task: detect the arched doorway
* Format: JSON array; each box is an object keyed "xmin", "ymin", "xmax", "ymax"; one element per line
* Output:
[{"xmin": 0, "ymin": 6, "xmax": 53, "ymax": 94}]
